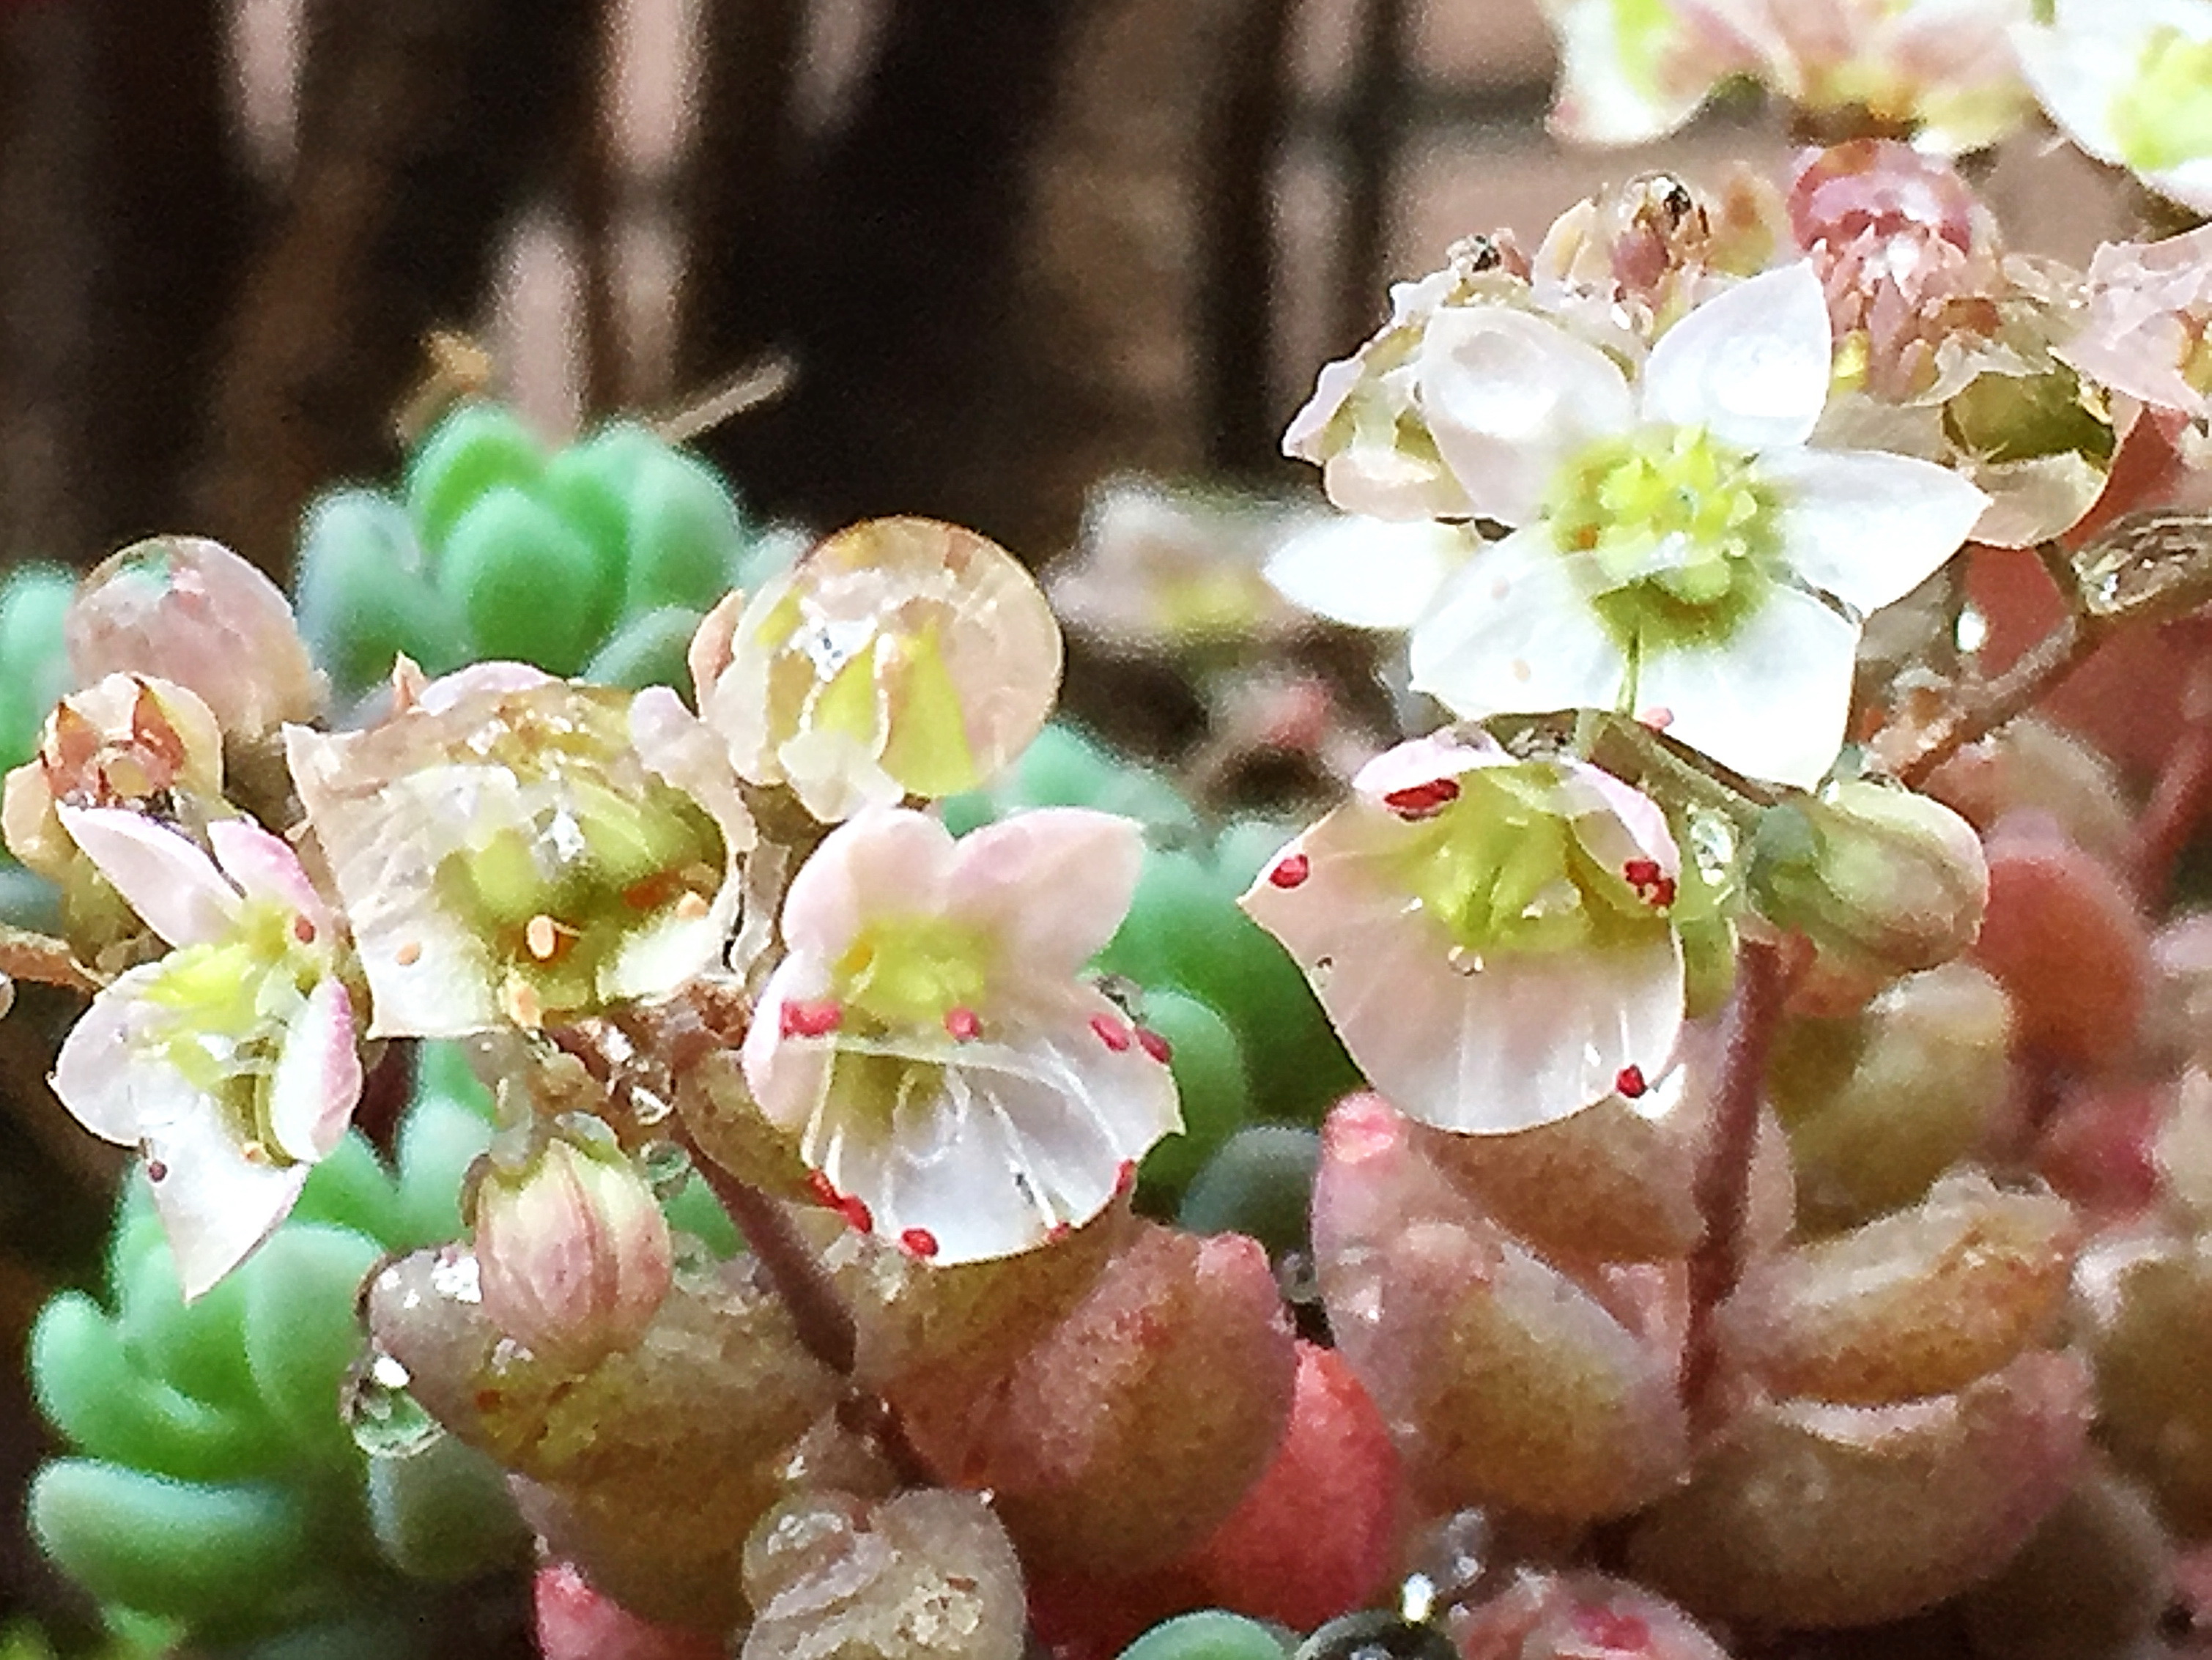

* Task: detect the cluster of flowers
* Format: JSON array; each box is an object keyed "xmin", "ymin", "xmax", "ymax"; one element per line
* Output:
[{"xmin": 15, "ymin": 84, "xmax": 2212, "ymax": 1660}]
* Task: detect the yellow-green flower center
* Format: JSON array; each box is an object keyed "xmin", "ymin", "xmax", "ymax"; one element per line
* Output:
[
  {"xmin": 1549, "ymin": 425, "xmax": 1780, "ymax": 654},
  {"xmin": 2112, "ymin": 27, "xmax": 2212, "ymax": 172},
  {"xmin": 1390, "ymin": 766, "xmax": 1665, "ymax": 959},
  {"xmin": 439, "ymin": 779, "xmax": 722, "ymax": 1022},
  {"xmin": 833, "ymin": 914, "xmax": 994, "ymax": 1031},
  {"xmin": 137, "ymin": 900, "xmax": 322, "ymax": 1163}
]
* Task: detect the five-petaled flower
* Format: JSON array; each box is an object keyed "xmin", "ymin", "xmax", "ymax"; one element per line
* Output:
[
  {"xmin": 1240, "ymin": 735, "xmax": 1686, "ymax": 1135},
  {"xmin": 2015, "ymin": 0, "xmax": 2212, "ymax": 217},
  {"xmin": 741, "ymin": 806, "xmax": 1180, "ymax": 1264},
  {"xmin": 50, "ymin": 807, "xmax": 361, "ymax": 1297},
  {"xmin": 1404, "ymin": 261, "xmax": 1989, "ymax": 788}
]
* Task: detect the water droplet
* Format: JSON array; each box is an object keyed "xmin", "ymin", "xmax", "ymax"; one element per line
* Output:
[
  {"xmin": 1446, "ymin": 946, "xmax": 1481, "ymax": 977},
  {"xmin": 1295, "ymin": 1609, "xmax": 1456, "ymax": 1660},
  {"xmin": 344, "ymin": 1349, "xmax": 441, "ymax": 1457}
]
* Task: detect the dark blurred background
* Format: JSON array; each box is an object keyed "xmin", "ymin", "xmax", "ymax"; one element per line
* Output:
[{"xmin": 0, "ymin": 0, "xmax": 2134, "ymax": 1639}]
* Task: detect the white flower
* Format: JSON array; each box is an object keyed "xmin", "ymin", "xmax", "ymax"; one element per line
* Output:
[
  {"xmin": 287, "ymin": 665, "xmax": 753, "ymax": 1039},
  {"xmin": 1406, "ymin": 262, "xmax": 1989, "ymax": 788},
  {"xmin": 50, "ymin": 807, "xmax": 361, "ymax": 1297},
  {"xmin": 741, "ymin": 807, "xmax": 1180, "ymax": 1264},
  {"xmin": 2015, "ymin": 0, "xmax": 2212, "ymax": 215},
  {"xmin": 1240, "ymin": 735, "xmax": 1686, "ymax": 1134}
]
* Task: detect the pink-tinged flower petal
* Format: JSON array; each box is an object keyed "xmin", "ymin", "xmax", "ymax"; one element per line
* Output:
[
  {"xmin": 2061, "ymin": 223, "xmax": 2212, "ymax": 420},
  {"xmin": 1635, "ymin": 585, "xmax": 1860, "ymax": 789},
  {"xmin": 947, "ymin": 809, "xmax": 1144, "ymax": 982},
  {"xmin": 1264, "ymin": 517, "xmax": 1479, "ymax": 630},
  {"xmin": 143, "ymin": 1109, "xmax": 313, "ymax": 1300},
  {"xmin": 1418, "ymin": 307, "xmax": 1635, "ymax": 524},
  {"xmin": 51, "ymin": 964, "xmax": 204, "ymax": 1144},
  {"xmin": 1562, "ymin": 763, "xmax": 1682, "ymax": 883},
  {"xmin": 1241, "ymin": 813, "xmax": 1684, "ymax": 1133},
  {"xmin": 207, "ymin": 817, "xmax": 331, "ymax": 935},
  {"xmin": 1640, "ymin": 264, "xmax": 1834, "ymax": 453},
  {"xmin": 265, "ymin": 977, "xmax": 363, "ymax": 1165},
  {"xmin": 779, "ymin": 808, "xmax": 962, "ymax": 962},
  {"xmin": 1351, "ymin": 733, "xmax": 1510, "ymax": 801},
  {"xmin": 412, "ymin": 661, "xmax": 558, "ymax": 714},
  {"xmin": 1764, "ymin": 447, "xmax": 1989, "ymax": 615},
  {"xmin": 55, "ymin": 805, "xmax": 240, "ymax": 948},
  {"xmin": 1410, "ymin": 527, "xmax": 1627, "ymax": 723},
  {"xmin": 780, "ymin": 990, "xmax": 1180, "ymax": 1264}
]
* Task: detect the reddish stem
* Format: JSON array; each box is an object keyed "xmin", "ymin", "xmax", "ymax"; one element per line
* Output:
[
  {"xmin": 1681, "ymin": 935, "xmax": 1795, "ymax": 1431},
  {"xmin": 2129, "ymin": 658, "xmax": 2212, "ymax": 906}
]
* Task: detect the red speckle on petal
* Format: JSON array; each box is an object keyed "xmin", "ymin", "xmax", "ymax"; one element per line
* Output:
[
  {"xmin": 1381, "ymin": 777, "xmax": 1461, "ymax": 818},
  {"xmin": 1090, "ymin": 1012, "xmax": 1133, "ymax": 1053},
  {"xmin": 944, "ymin": 1007, "xmax": 981, "ymax": 1042},
  {"xmin": 1572, "ymin": 1608, "xmax": 1653, "ymax": 1655},
  {"xmin": 807, "ymin": 1170, "xmax": 875, "ymax": 1231},
  {"xmin": 292, "ymin": 916, "xmax": 317, "ymax": 944},
  {"xmin": 900, "ymin": 1227, "xmax": 939, "ymax": 1258},
  {"xmin": 780, "ymin": 998, "xmax": 843, "ymax": 1039},
  {"xmin": 1269, "ymin": 853, "xmax": 1311, "ymax": 889},
  {"xmin": 1114, "ymin": 1158, "xmax": 1138, "ymax": 1198},
  {"xmin": 1616, "ymin": 1065, "xmax": 1648, "ymax": 1099},
  {"xmin": 1136, "ymin": 1026, "xmax": 1172, "ymax": 1064}
]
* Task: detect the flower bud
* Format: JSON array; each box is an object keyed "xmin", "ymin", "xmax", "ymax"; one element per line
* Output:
[
  {"xmin": 473, "ymin": 1135, "xmax": 673, "ymax": 1371},
  {"xmin": 67, "ymin": 537, "xmax": 325, "ymax": 737},
  {"xmin": 1748, "ymin": 782, "xmax": 1987, "ymax": 984}
]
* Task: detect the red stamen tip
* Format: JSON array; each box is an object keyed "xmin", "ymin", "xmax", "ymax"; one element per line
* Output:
[
  {"xmin": 780, "ymin": 998, "xmax": 843, "ymax": 1039},
  {"xmin": 900, "ymin": 1227, "xmax": 939, "ymax": 1258},
  {"xmin": 1045, "ymin": 1221, "xmax": 1073, "ymax": 1244},
  {"xmin": 1615, "ymin": 1065, "xmax": 1648, "ymax": 1100},
  {"xmin": 1381, "ymin": 777, "xmax": 1462, "ymax": 818},
  {"xmin": 1090, "ymin": 1012, "xmax": 1133, "ymax": 1053},
  {"xmin": 1638, "ymin": 706, "xmax": 1674, "ymax": 731},
  {"xmin": 944, "ymin": 1006, "xmax": 982, "ymax": 1042},
  {"xmin": 1136, "ymin": 1026, "xmax": 1172, "ymax": 1064},
  {"xmin": 1268, "ymin": 852, "xmax": 1311, "ymax": 889},
  {"xmin": 1114, "ymin": 1158, "xmax": 1139, "ymax": 1198},
  {"xmin": 804, "ymin": 1171, "xmax": 872, "ymax": 1231},
  {"xmin": 1623, "ymin": 859, "xmax": 1676, "ymax": 908},
  {"xmin": 292, "ymin": 916, "xmax": 317, "ymax": 944}
]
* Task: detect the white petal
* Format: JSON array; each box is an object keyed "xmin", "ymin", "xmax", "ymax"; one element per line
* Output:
[
  {"xmin": 1635, "ymin": 587, "xmax": 1860, "ymax": 789},
  {"xmin": 778, "ymin": 809, "xmax": 958, "ymax": 961},
  {"xmin": 144, "ymin": 1111, "xmax": 312, "ymax": 1300},
  {"xmin": 2148, "ymin": 158, "xmax": 2212, "ymax": 216},
  {"xmin": 1764, "ymin": 448, "xmax": 1989, "ymax": 615},
  {"xmin": 1417, "ymin": 306, "xmax": 1634, "ymax": 524},
  {"xmin": 810, "ymin": 993, "xmax": 1180, "ymax": 1264},
  {"xmin": 1410, "ymin": 527, "xmax": 1627, "ymax": 722},
  {"xmin": 948, "ymin": 809, "xmax": 1142, "ymax": 981},
  {"xmin": 1265, "ymin": 517, "xmax": 1479, "ymax": 629},
  {"xmin": 1542, "ymin": 0, "xmax": 1720, "ymax": 145},
  {"xmin": 1640, "ymin": 264, "xmax": 1835, "ymax": 453},
  {"xmin": 56, "ymin": 806, "xmax": 239, "ymax": 948},
  {"xmin": 1282, "ymin": 356, "xmax": 1365, "ymax": 463},
  {"xmin": 1242, "ymin": 815, "xmax": 1683, "ymax": 1132},
  {"xmin": 51, "ymin": 966, "xmax": 202, "ymax": 1144},
  {"xmin": 2011, "ymin": 15, "xmax": 2136, "ymax": 164},
  {"xmin": 265, "ymin": 977, "xmax": 362, "ymax": 1164},
  {"xmin": 207, "ymin": 817, "xmax": 330, "ymax": 933}
]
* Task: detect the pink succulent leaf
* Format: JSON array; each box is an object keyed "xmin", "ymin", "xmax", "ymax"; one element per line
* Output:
[
  {"xmin": 265, "ymin": 977, "xmax": 363, "ymax": 1166},
  {"xmin": 56, "ymin": 804, "xmax": 241, "ymax": 948}
]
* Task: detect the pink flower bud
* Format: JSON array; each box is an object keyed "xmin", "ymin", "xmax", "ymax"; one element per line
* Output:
[
  {"xmin": 67, "ymin": 536, "xmax": 325, "ymax": 737},
  {"xmin": 473, "ymin": 1136, "xmax": 673, "ymax": 1371}
]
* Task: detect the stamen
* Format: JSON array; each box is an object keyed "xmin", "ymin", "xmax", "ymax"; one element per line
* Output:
[
  {"xmin": 780, "ymin": 999, "xmax": 844, "ymax": 1039},
  {"xmin": 1638, "ymin": 706, "xmax": 1675, "ymax": 731},
  {"xmin": 1090, "ymin": 1012, "xmax": 1133, "ymax": 1052},
  {"xmin": 1136, "ymin": 1026, "xmax": 1172, "ymax": 1064},
  {"xmin": 1623, "ymin": 859, "xmax": 1677, "ymax": 908},
  {"xmin": 1268, "ymin": 852, "xmax": 1312, "ymax": 889},
  {"xmin": 805, "ymin": 1170, "xmax": 873, "ymax": 1233},
  {"xmin": 1382, "ymin": 777, "xmax": 1462, "ymax": 818},
  {"xmin": 395, "ymin": 940, "xmax": 423, "ymax": 967},
  {"xmin": 900, "ymin": 1227, "xmax": 940, "ymax": 1259},
  {"xmin": 1114, "ymin": 1158, "xmax": 1138, "ymax": 1198},
  {"xmin": 524, "ymin": 914, "xmax": 562, "ymax": 960},
  {"xmin": 292, "ymin": 916, "xmax": 317, "ymax": 944},
  {"xmin": 944, "ymin": 1007, "xmax": 982, "ymax": 1042},
  {"xmin": 673, "ymin": 890, "xmax": 711, "ymax": 921},
  {"xmin": 1616, "ymin": 1064, "xmax": 1649, "ymax": 1099}
]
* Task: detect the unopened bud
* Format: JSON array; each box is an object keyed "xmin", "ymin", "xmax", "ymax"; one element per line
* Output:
[
  {"xmin": 473, "ymin": 1135, "xmax": 673, "ymax": 1371},
  {"xmin": 67, "ymin": 536, "xmax": 325, "ymax": 737},
  {"xmin": 1750, "ymin": 782, "xmax": 1988, "ymax": 982}
]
